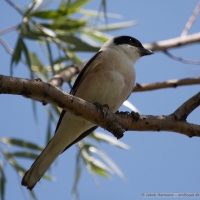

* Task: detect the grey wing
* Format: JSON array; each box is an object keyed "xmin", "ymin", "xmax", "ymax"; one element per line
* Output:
[{"xmin": 54, "ymin": 51, "xmax": 103, "ymax": 151}]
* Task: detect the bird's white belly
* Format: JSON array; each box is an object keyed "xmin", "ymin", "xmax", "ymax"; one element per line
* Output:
[
  {"xmin": 55, "ymin": 50, "xmax": 136, "ymax": 148},
  {"xmin": 75, "ymin": 61, "xmax": 135, "ymax": 112}
]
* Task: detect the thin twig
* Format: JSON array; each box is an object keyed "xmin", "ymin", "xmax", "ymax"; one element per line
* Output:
[
  {"xmin": 0, "ymin": 37, "xmax": 13, "ymax": 54},
  {"xmin": 181, "ymin": 1, "xmax": 200, "ymax": 36},
  {"xmin": 164, "ymin": 50, "xmax": 200, "ymax": 65},
  {"xmin": 133, "ymin": 77, "xmax": 200, "ymax": 92},
  {"xmin": 0, "ymin": 25, "xmax": 18, "ymax": 36},
  {"xmin": 5, "ymin": 0, "xmax": 24, "ymax": 15}
]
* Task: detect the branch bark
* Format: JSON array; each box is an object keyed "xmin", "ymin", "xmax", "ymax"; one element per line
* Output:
[
  {"xmin": 133, "ymin": 77, "xmax": 200, "ymax": 92},
  {"xmin": 1, "ymin": 75, "xmax": 200, "ymax": 138},
  {"xmin": 144, "ymin": 32, "xmax": 200, "ymax": 51},
  {"xmin": 181, "ymin": 1, "xmax": 200, "ymax": 36}
]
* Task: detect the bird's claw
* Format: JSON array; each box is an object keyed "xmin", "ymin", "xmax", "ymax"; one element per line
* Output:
[
  {"xmin": 35, "ymin": 78, "xmax": 42, "ymax": 82},
  {"xmin": 116, "ymin": 110, "xmax": 140, "ymax": 121},
  {"xmin": 116, "ymin": 111, "xmax": 130, "ymax": 117},
  {"xmin": 131, "ymin": 111, "xmax": 140, "ymax": 121},
  {"xmin": 93, "ymin": 102, "xmax": 109, "ymax": 118}
]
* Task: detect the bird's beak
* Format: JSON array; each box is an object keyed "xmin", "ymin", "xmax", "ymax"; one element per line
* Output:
[{"xmin": 139, "ymin": 47, "xmax": 153, "ymax": 56}]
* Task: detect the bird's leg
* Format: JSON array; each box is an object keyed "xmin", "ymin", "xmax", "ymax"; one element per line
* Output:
[{"xmin": 93, "ymin": 102, "xmax": 109, "ymax": 118}]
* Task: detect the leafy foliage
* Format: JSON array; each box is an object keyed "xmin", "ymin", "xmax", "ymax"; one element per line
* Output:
[{"xmin": 1, "ymin": 0, "xmax": 137, "ymax": 199}]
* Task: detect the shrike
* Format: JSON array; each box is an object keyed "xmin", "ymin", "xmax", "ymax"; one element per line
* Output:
[{"xmin": 22, "ymin": 36, "xmax": 153, "ymax": 189}]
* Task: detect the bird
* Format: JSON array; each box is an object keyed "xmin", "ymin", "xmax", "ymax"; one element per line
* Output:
[{"xmin": 21, "ymin": 36, "xmax": 153, "ymax": 190}]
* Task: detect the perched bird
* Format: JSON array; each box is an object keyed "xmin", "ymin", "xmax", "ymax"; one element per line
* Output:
[{"xmin": 21, "ymin": 36, "xmax": 153, "ymax": 190}]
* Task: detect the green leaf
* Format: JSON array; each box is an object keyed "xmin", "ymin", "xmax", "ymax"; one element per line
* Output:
[
  {"xmin": 82, "ymin": 29, "xmax": 111, "ymax": 43},
  {"xmin": 30, "ymin": 10, "xmax": 65, "ymax": 19},
  {"xmin": 20, "ymin": 39, "xmax": 31, "ymax": 69},
  {"xmin": 51, "ymin": 104, "xmax": 61, "ymax": 116},
  {"xmin": 65, "ymin": 50, "xmax": 82, "ymax": 63},
  {"xmin": 10, "ymin": 37, "xmax": 23, "ymax": 74},
  {"xmin": 43, "ymin": 174, "xmax": 52, "ymax": 181},
  {"xmin": 3, "ymin": 152, "xmax": 26, "ymax": 176},
  {"xmin": 60, "ymin": 0, "xmax": 90, "ymax": 15},
  {"xmin": 101, "ymin": 0, "xmax": 107, "ymax": 23},
  {"xmin": 41, "ymin": 19, "xmax": 86, "ymax": 30},
  {"xmin": 0, "ymin": 138, "xmax": 43, "ymax": 151},
  {"xmin": 21, "ymin": 29, "xmax": 49, "ymax": 40},
  {"xmin": 32, "ymin": 99, "xmax": 38, "ymax": 125},
  {"xmin": 80, "ymin": 145, "xmax": 112, "ymax": 177},
  {"xmin": 28, "ymin": 52, "xmax": 49, "ymax": 80},
  {"xmin": 0, "ymin": 163, "xmax": 6, "ymax": 200},
  {"xmin": 58, "ymin": 35, "xmax": 99, "ymax": 52},
  {"xmin": 89, "ymin": 146, "xmax": 126, "ymax": 181},
  {"xmin": 29, "ymin": 52, "xmax": 43, "ymax": 68},
  {"xmin": 80, "ymin": 9, "xmax": 122, "ymax": 19},
  {"xmin": 46, "ymin": 115, "xmax": 52, "ymax": 145},
  {"xmin": 30, "ymin": 190, "xmax": 37, "ymax": 200},
  {"xmin": 24, "ymin": 1, "xmax": 37, "ymax": 17},
  {"xmin": 72, "ymin": 150, "xmax": 82, "ymax": 199},
  {"xmin": 91, "ymin": 132, "xmax": 130, "ymax": 150},
  {"xmin": 0, "ymin": 177, "xmax": 5, "ymax": 200},
  {"xmin": 46, "ymin": 41, "xmax": 55, "ymax": 75},
  {"xmin": 95, "ymin": 20, "xmax": 138, "ymax": 31}
]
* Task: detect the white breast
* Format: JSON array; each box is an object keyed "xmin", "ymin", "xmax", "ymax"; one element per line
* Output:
[{"xmin": 75, "ymin": 47, "xmax": 136, "ymax": 112}]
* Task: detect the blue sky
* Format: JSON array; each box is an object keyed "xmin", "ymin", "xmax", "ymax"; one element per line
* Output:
[{"xmin": 1, "ymin": 0, "xmax": 200, "ymax": 200}]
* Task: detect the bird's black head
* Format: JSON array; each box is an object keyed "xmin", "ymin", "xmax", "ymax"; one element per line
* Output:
[{"xmin": 113, "ymin": 36, "xmax": 153, "ymax": 56}]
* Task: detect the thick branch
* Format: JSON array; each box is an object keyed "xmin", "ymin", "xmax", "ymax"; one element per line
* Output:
[
  {"xmin": 133, "ymin": 77, "xmax": 200, "ymax": 92},
  {"xmin": 48, "ymin": 62, "xmax": 86, "ymax": 87},
  {"xmin": 173, "ymin": 92, "xmax": 200, "ymax": 120},
  {"xmin": 0, "ymin": 75, "xmax": 200, "ymax": 138}
]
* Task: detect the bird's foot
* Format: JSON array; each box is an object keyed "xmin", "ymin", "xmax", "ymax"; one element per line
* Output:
[
  {"xmin": 116, "ymin": 110, "xmax": 140, "ymax": 121},
  {"xmin": 116, "ymin": 111, "xmax": 130, "ymax": 117},
  {"xmin": 93, "ymin": 102, "xmax": 109, "ymax": 118},
  {"xmin": 131, "ymin": 111, "xmax": 140, "ymax": 121},
  {"xmin": 35, "ymin": 78, "xmax": 42, "ymax": 82}
]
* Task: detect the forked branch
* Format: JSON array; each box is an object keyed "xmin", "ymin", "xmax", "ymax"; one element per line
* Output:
[{"xmin": 0, "ymin": 75, "xmax": 199, "ymax": 138}]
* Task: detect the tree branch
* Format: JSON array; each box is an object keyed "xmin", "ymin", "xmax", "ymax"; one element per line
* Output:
[
  {"xmin": 133, "ymin": 77, "xmax": 200, "ymax": 92},
  {"xmin": 48, "ymin": 62, "xmax": 86, "ymax": 87},
  {"xmin": 144, "ymin": 32, "xmax": 200, "ymax": 51},
  {"xmin": 163, "ymin": 50, "xmax": 200, "ymax": 65},
  {"xmin": 173, "ymin": 92, "xmax": 200, "ymax": 121},
  {"xmin": 181, "ymin": 1, "xmax": 200, "ymax": 36},
  {"xmin": 0, "ymin": 37, "xmax": 13, "ymax": 54},
  {"xmin": 1, "ymin": 75, "xmax": 200, "ymax": 138},
  {"xmin": 0, "ymin": 25, "xmax": 18, "ymax": 36},
  {"xmin": 5, "ymin": 0, "xmax": 24, "ymax": 16}
]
